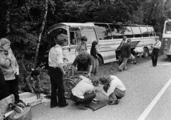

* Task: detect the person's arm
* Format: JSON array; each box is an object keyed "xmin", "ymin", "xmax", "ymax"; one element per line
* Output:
[
  {"xmin": 71, "ymin": 57, "xmax": 78, "ymax": 76},
  {"xmin": 0, "ymin": 55, "xmax": 11, "ymax": 68},
  {"xmin": 25, "ymin": 75, "xmax": 34, "ymax": 93}
]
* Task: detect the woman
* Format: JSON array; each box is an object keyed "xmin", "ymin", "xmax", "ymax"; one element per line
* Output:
[
  {"xmin": 90, "ymin": 41, "xmax": 99, "ymax": 75},
  {"xmin": 0, "ymin": 38, "xmax": 20, "ymax": 103}
]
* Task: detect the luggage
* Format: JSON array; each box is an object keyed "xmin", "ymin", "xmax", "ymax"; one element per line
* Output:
[{"xmin": 7, "ymin": 106, "xmax": 32, "ymax": 120}]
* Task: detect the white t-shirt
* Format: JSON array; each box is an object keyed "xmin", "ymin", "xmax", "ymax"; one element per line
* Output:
[
  {"xmin": 72, "ymin": 75, "xmax": 94, "ymax": 99},
  {"xmin": 106, "ymin": 75, "xmax": 126, "ymax": 97},
  {"xmin": 48, "ymin": 44, "xmax": 63, "ymax": 67}
]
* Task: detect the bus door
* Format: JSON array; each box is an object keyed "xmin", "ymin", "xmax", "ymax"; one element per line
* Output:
[
  {"xmin": 94, "ymin": 23, "xmax": 114, "ymax": 63},
  {"xmin": 63, "ymin": 27, "xmax": 81, "ymax": 64},
  {"xmin": 79, "ymin": 27, "xmax": 98, "ymax": 53},
  {"xmin": 162, "ymin": 21, "xmax": 171, "ymax": 57}
]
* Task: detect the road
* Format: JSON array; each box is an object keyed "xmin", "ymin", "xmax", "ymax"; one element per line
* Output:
[{"xmin": 31, "ymin": 55, "xmax": 171, "ymax": 120}]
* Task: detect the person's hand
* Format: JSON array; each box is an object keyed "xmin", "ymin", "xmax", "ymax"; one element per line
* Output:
[
  {"xmin": 88, "ymin": 72, "xmax": 91, "ymax": 77},
  {"xmin": 63, "ymin": 70, "xmax": 66, "ymax": 75}
]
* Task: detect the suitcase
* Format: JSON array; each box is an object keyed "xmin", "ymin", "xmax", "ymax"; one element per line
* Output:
[{"xmin": 7, "ymin": 106, "xmax": 32, "ymax": 120}]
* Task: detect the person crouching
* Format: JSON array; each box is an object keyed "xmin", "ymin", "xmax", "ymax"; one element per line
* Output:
[
  {"xmin": 70, "ymin": 75, "xmax": 99, "ymax": 110},
  {"xmin": 99, "ymin": 75, "xmax": 126, "ymax": 105}
]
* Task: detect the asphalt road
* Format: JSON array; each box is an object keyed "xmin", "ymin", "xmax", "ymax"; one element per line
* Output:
[{"xmin": 31, "ymin": 55, "xmax": 171, "ymax": 120}]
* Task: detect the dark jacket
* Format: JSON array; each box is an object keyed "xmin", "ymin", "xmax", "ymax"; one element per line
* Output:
[
  {"xmin": 120, "ymin": 43, "xmax": 131, "ymax": 58},
  {"xmin": 0, "ymin": 68, "xmax": 5, "ymax": 91}
]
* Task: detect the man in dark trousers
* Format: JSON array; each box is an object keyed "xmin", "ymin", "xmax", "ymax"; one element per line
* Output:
[
  {"xmin": 48, "ymin": 34, "xmax": 68, "ymax": 108},
  {"xmin": 151, "ymin": 38, "xmax": 161, "ymax": 67},
  {"xmin": 118, "ymin": 38, "xmax": 131, "ymax": 71}
]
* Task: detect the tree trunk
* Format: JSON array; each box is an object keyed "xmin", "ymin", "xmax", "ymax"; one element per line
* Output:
[{"xmin": 34, "ymin": 0, "xmax": 49, "ymax": 68}]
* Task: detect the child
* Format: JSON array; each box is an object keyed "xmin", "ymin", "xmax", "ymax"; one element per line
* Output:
[
  {"xmin": 99, "ymin": 75, "xmax": 126, "ymax": 105},
  {"xmin": 90, "ymin": 41, "xmax": 99, "ymax": 75},
  {"xmin": 76, "ymin": 36, "xmax": 88, "ymax": 55}
]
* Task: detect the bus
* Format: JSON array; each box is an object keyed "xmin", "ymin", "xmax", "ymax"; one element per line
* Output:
[
  {"xmin": 162, "ymin": 19, "xmax": 171, "ymax": 58},
  {"xmin": 46, "ymin": 22, "xmax": 157, "ymax": 65}
]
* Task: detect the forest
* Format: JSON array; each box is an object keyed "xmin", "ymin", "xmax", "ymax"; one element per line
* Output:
[{"xmin": 0, "ymin": 0, "xmax": 171, "ymax": 73}]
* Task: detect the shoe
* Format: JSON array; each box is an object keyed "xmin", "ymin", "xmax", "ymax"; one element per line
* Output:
[
  {"xmin": 78, "ymin": 104, "xmax": 88, "ymax": 110},
  {"xmin": 117, "ymin": 67, "xmax": 122, "ymax": 72},
  {"xmin": 75, "ymin": 102, "xmax": 79, "ymax": 106},
  {"xmin": 59, "ymin": 103, "xmax": 68, "ymax": 107},
  {"xmin": 50, "ymin": 105, "xmax": 58, "ymax": 108},
  {"xmin": 108, "ymin": 100, "xmax": 119, "ymax": 105}
]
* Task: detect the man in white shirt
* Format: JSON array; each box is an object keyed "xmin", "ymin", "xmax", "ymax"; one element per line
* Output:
[
  {"xmin": 70, "ymin": 75, "xmax": 99, "ymax": 110},
  {"xmin": 48, "ymin": 34, "xmax": 68, "ymax": 108},
  {"xmin": 99, "ymin": 75, "xmax": 126, "ymax": 105},
  {"xmin": 151, "ymin": 37, "xmax": 161, "ymax": 67}
]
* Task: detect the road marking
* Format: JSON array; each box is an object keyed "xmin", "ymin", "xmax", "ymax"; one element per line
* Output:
[{"xmin": 137, "ymin": 78, "xmax": 171, "ymax": 120}]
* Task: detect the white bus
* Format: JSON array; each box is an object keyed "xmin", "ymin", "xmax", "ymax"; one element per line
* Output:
[
  {"xmin": 47, "ymin": 22, "xmax": 157, "ymax": 65},
  {"xmin": 162, "ymin": 19, "xmax": 171, "ymax": 58}
]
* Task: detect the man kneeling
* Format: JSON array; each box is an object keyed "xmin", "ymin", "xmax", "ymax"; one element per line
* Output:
[
  {"xmin": 70, "ymin": 76, "xmax": 99, "ymax": 110},
  {"xmin": 99, "ymin": 75, "xmax": 126, "ymax": 105}
]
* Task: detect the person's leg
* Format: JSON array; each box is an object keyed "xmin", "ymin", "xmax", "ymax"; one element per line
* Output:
[
  {"xmin": 108, "ymin": 88, "xmax": 125, "ymax": 105},
  {"xmin": 151, "ymin": 50, "xmax": 155, "ymax": 66},
  {"xmin": 123, "ymin": 58, "xmax": 128, "ymax": 70},
  {"xmin": 10, "ymin": 79, "xmax": 20, "ymax": 103},
  {"xmin": 55, "ymin": 68, "xmax": 67, "ymax": 107},
  {"xmin": 81, "ymin": 92, "xmax": 96, "ymax": 104},
  {"xmin": 48, "ymin": 68, "xmax": 58, "ymax": 108}
]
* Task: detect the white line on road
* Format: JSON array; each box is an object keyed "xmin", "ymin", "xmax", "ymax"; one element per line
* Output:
[{"xmin": 137, "ymin": 78, "xmax": 171, "ymax": 120}]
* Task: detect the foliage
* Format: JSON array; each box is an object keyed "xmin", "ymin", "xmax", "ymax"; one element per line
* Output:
[{"xmin": 0, "ymin": 0, "xmax": 170, "ymax": 70}]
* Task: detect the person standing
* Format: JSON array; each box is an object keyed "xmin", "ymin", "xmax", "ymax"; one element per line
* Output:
[
  {"xmin": 90, "ymin": 41, "xmax": 99, "ymax": 75},
  {"xmin": 116, "ymin": 36, "xmax": 127, "ymax": 65},
  {"xmin": 48, "ymin": 34, "xmax": 68, "ymax": 108},
  {"xmin": 151, "ymin": 38, "xmax": 161, "ymax": 67},
  {"xmin": 0, "ymin": 38, "xmax": 20, "ymax": 102},
  {"xmin": 118, "ymin": 38, "xmax": 131, "ymax": 71},
  {"xmin": 76, "ymin": 36, "xmax": 88, "ymax": 55}
]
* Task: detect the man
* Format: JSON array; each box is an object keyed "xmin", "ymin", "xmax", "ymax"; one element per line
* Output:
[
  {"xmin": 70, "ymin": 75, "xmax": 99, "ymax": 110},
  {"xmin": 118, "ymin": 37, "xmax": 131, "ymax": 71},
  {"xmin": 151, "ymin": 37, "xmax": 161, "ymax": 67},
  {"xmin": 48, "ymin": 34, "xmax": 68, "ymax": 108},
  {"xmin": 72, "ymin": 50, "xmax": 93, "ymax": 77},
  {"xmin": 116, "ymin": 36, "xmax": 127, "ymax": 65},
  {"xmin": 99, "ymin": 75, "xmax": 126, "ymax": 105}
]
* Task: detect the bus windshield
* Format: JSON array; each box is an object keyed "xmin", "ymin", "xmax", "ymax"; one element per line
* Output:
[{"xmin": 165, "ymin": 22, "xmax": 171, "ymax": 34}]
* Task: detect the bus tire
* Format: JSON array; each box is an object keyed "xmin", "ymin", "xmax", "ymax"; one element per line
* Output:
[
  {"xmin": 63, "ymin": 78, "xmax": 75, "ymax": 91},
  {"xmin": 98, "ymin": 57, "xmax": 103, "ymax": 66},
  {"xmin": 143, "ymin": 48, "xmax": 149, "ymax": 58}
]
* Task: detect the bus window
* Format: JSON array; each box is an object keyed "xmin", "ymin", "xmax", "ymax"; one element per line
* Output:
[
  {"xmin": 131, "ymin": 27, "xmax": 142, "ymax": 37},
  {"xmin": 69, "ymin": 28, "xmax": 80, "ymax": 45},
  {"xmin": 80, "ymin": 27, "xmax": 97, "ymax": 44},
  {"xmin": 122, "ymin": 26, "xmax": 133, "ymax": 38},
  {"xmin": 94, "ymin": 23, "xmax": 112, "ymax": 40},
  {"xmin": 165, "ymin": 22, "xmax": 171, "ymax": 34},
  {"xmin": 140, "ymin": 27, "xmax": 149, "ymax": 37},
  {"xmin": 109, "ymin": 24, "xmax": 123, "ymax": 39},
  {"xmin": 147, "ymin": 27, "xmax": 155, "ymax": 36}
]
